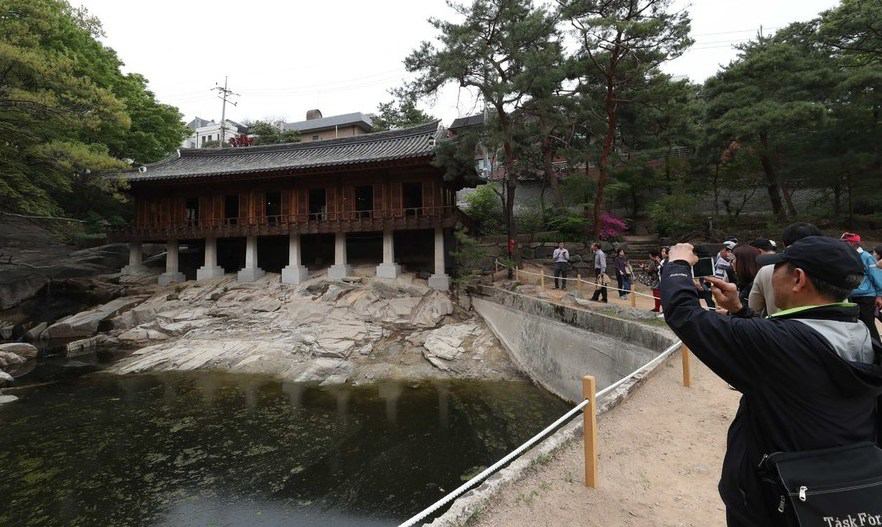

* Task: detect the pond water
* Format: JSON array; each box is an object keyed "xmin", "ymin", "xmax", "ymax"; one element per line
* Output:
[{"xmin": 0, "ymin": 368, "xmax": 569, "ymax": 526}]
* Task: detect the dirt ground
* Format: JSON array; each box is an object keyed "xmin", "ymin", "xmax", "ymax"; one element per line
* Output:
[{"xmin": 469, "ymin": 354, "xmax": 740, "ymax": 527}]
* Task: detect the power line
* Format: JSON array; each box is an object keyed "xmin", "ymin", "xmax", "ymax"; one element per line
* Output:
[{"xmin": 211, "ymin": 76, "xmax": 239, "ymax": 148}]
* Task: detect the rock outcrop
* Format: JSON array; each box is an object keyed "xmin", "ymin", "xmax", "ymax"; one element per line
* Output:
[{"xmin": 99, "ymin": 273, "xmax": 520, "ymax": 385}]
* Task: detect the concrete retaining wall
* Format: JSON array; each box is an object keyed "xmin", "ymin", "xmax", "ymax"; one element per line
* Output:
[{"xmin": 471, "ymin": 285, "xmax": 675, "ymax": 403}]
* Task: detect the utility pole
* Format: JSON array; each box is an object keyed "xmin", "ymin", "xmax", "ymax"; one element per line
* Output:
[{"xmin": 212, "ymin": 76, "xmax": 239, "ymax": 148}]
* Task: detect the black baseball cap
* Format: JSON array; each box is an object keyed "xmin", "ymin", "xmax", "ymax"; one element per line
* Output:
[
  {"xmin": 750, "ymin": 238, "xmax": 775, "ymax": 252},
  {"xmin": 756, "ymin": 236, "xmax": 864, "ymax": 289}
]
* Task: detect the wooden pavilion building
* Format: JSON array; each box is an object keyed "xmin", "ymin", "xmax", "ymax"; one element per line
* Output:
[{"xmin": 109, "ymin": 121, "xmax": 465, "ymax": 290}]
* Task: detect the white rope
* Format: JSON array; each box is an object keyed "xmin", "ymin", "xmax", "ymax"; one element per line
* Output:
[
  {"xmin": 397, "ymin": 338, "xmax": 684, "ymax": 527},
  {"xmin": 398, "ymin": 399, "xmax": 591, "ymax": 527},
  {"xmin": 493, "ymin": 258, "xmax": 659, "ymax": 300}
]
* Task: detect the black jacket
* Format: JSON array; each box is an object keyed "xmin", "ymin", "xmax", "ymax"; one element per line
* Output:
[{"xmin": 661, "ymin": 260, "xmax": 882, "ymax": 526}]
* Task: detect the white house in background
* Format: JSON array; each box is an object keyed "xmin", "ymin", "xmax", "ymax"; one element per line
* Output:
[{"xmin": 181, "ymin": 117, "xmax": 247, "ymax": 148}]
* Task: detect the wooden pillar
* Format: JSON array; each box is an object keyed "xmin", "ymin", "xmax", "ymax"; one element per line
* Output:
[{"xmin": 583, "ymin": 375, "xmax": 598, "ymax": 488}]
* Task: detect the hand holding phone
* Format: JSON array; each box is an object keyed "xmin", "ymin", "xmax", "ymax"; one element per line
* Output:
[{"xmin": 692, "ymin": 257, "xmax": 715, "ymax": 278}]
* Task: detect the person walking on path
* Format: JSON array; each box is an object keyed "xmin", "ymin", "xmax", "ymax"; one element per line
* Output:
[
  {"xmin": 613, "ymin": 248, "xmax": 632, "ymax": 299},
  {"xmin": 551, "ymin": 242, "xmax": 570, "ymax": 290},
  {"xmin": 749, "ymin": 223, "xmax": 822, "ymax": 316},
  {"xmin": 590, "ymin": 243, "xmax": 608, "ymax": 303},
  {"xmin": 662, "ymin": 236, "xmax": 882, "ymax": 527},
  {"xmin": 841, "ymin": 232, "xmax": 882, "ymax": 342},
  {"xmin": 644, "ymin": 250, "xmax": 663, "ymax": 313}
]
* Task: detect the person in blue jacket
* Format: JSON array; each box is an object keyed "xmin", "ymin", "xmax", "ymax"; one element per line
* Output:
[
  {"xmin": 840, "ymin": 232, "xmax": 882, "ymax": 342},
  {"xmin": 661, "ymin": 236, "xmax": 882, "ymax": 526}
]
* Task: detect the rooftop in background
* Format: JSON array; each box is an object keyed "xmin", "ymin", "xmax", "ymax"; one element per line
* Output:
[
  {"xmin": 282, "ymin": 110, "xmax": 374, "ymax": 134},
  {"xmin": 122, "ymin": 121, "xmax": 442, "ymax": 182},
  {"xmin": 449, "ymin": 113, "xmax": 485, "ymax": 131}
]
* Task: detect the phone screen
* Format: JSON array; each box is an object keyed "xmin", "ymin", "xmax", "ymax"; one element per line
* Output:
[{"xmin": 692, "ymin": 257, "xmax": 715, "ymax": 278}]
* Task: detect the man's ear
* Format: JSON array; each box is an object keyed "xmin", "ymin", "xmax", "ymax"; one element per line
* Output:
[{"xmin": 793, "ymin": 268, "xmax": 810, "ymax": 294}]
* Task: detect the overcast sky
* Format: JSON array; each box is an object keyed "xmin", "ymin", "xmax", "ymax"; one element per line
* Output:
[{"xmin": 77, "ymin": 0, "xmax": 839, "ymax": 126}]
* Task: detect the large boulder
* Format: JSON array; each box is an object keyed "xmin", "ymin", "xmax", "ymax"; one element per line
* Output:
[
  {"xmin": 45, "ymin": 296, "xmax": 147, "ymax": 338},
  {"xmin": 422, "ymin": 323, "xmax": 479, "ymax": 362},
  {"xmin": 118, "ymin": 327, "xmax": 169, "ymax": 345},
  {"xmin": 0, "ymin": 351, "xmax": 26, "ymax": 368},
  {"xmin": 0, "ymin": 369, "xmax": 13, "ymax": 386},
  {"xmin": 410, "ymin": 291, "xmax": 454, "ymax": 327},
  {"xmin": 0, "ymin": 394, "xmax": 18, "ymax": 404},
  {"xmin": 0, "ymin": 342, "xmax": 38, "ymax": 360},
  {"xmin": 24, "ymin": 322, "xmax": 48, "ymax": 341}
]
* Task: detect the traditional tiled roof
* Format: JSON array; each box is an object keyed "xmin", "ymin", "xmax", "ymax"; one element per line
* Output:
[
  {"xmin": 120, "ymin": 121, "xmax": 441, "ymax": 182},
  {"xmin": 282, "ymin": 112, "xmax": 374, "ymax": 133},
  {"xmin": 449, "ymin": 114, "xmax": 484, "ymax": 130}
]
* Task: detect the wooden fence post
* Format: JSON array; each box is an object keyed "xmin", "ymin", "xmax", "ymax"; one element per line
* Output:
[
  {"xmin": 540, "ymin": 270, "xmax": 545, "ymax": 288},
  {"xmin": 583, "ymin": 375, "xmax": 598, "ymax": 488},
  {"xmin": 630, "ymin": 290, "xmax": 637, "ymax": 308},
  {"xmin": 577, "ymin": 273, "xmax": 582, "ymax": 294},
  {"xmin": 515, "ymin": 266, "xmax": 520, "ymax": 282},
  {"xmin": 681, "ymin": 344, "xmax": 691, "ymax": 387}
]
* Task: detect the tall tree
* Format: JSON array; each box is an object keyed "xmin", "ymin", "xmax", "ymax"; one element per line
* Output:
[
  {"xmin": 406, "ymin": 0, "xmax": 561, "ymax": 267},
  {"xmin": 0, "ymin": 0, "xmax": 186, "ymax": 218},
  {"xmin": 560, "ymin": 0, "xmax": 691, "ymax": 236},
  {"xmin": 704, "ymin": 26, "xmax": 837, "ymax": 220},
  {"xmin": 371, "ymin": 87, "xmax": 436, "ymax": 131}
]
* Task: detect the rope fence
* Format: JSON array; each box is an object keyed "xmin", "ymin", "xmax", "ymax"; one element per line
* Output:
[
  {"xmin": 493, "ymin": 259, "xmax": 660, "ymax": 307},
  {"xmin": 397, "ymin": 339, "xmax": 689, "ymax": 527}
]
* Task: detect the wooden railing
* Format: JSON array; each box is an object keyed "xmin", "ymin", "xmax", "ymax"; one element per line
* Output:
[{"xmin": 109, "ymin": 206, "xmax": 459, "ymax": 241}]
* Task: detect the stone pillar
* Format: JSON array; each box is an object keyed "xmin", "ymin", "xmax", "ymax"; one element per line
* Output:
[
  {"xmin": 327, "ymin": 231, "xmax": 351, "ymax": 280},
  {"xmin": 196, "ymin": 236, "xmax": 225, "ymax": 281},
  {"xmin": 237, "ymin": 235, "xmax": 265, "ymax": 282},
  {"xmin": 158, "ymin": 240, "xmax": 185, "ymax": 286},
  {"xmin": 122, "ymin": 242, "xmax": 148, "ymax": 275},
  {"xmin": 375, "ymin": 228, "xmax": 400, "ymax": 279},
  {"xmin": 427, "ymin": 227, "xmax": 450, "ymax": 291},
  {"xmin": 281, "ymin": 233, "xmax": 309, "ymax": 284}
]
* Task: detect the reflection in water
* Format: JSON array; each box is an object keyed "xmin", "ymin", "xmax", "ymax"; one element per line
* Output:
[
  {"xmin": 0, "ymin": 371, "xmax": 568, "ymax": 526},
  {"xmin": 378, "ymin": 382, "xmax": 402, "ymax": 425}
]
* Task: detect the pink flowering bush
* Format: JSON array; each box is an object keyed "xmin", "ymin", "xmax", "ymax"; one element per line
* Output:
[{"xmin": 599, "ymin": 212, "xmax": 628, "ymax": 240}]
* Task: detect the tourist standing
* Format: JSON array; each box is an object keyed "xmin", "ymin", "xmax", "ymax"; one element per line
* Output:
[
  {"xmin": 714, "ymin": 240, "xmax": 737, "ymax": 282},
  {"xmin": 590, "ymin": 243, "xmax": 608, "ymax": 303},
  {"xmin": 551, "ymin": 242, "xmax": 570, "ymax": 290},
  {"xmin": 645, "ymin": 250, "xmax": 663, "ymax": 313},
  {"xmin": 732, "ymin": 245, "xmax": 761, "ymax": 308},
  {"xmin": 749, "ymin": 223, "xmax": 822, "ymax": 316},
  {"xmin": 662, "ymin": 237, "xmax": 882, "ymax": 527},
  {"xmin": 613, "ymin": 248, "xmax": 632, "ymax": 299},
  {"xmin": 841, "ymin": 232, "xmax": 882, "ymax": 342}
]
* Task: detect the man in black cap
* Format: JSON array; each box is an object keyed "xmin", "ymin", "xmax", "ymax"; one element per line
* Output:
[{"xmin": 661, "ymin": 236, "xmax": 882, "ymax": 526}]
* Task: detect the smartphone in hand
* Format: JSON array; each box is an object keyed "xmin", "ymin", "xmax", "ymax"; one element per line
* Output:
[{"xmin": 692, "ymin": 257, "xmax": 715, "ymax": 278}]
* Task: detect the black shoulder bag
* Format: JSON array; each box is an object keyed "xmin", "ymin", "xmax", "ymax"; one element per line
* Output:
[{"xmin": 759, "ymin": 441, "xmax": 882, "ymax": 526}]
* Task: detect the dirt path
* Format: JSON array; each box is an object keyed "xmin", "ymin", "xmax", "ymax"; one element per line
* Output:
[{"xmin": 469, "ymin": 354, "xmax": 739, "ymax": 527}]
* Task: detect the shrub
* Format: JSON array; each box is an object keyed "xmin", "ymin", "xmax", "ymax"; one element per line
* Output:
[
  {"xmin": 451, "ymin": 228, "xmax": 489, "ymax": 287},
  {"xmin": 463, "ymin": 184, "xmax": 504, "ymax": 234},
  {"xmin": 649, "ymin": 194, "xmax": 700, "ymax": 238},
  {"xmin": 599, "ymin": 211, "xmax": 628, "ymax": 240}
]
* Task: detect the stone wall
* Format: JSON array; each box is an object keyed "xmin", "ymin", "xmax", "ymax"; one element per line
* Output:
[{"xmin": 471, "ymin": 285, "xmax": 675, "ymax": 402}]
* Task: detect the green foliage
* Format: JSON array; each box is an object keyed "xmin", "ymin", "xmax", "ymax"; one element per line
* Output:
[
  {"xmin": 544, "ymin": 209, "xmax": 589, "ymax": 241},
  {"xmin": 372, "ymin": 87, "xmax": 434, "ymax": 131},
  {"xmin": 515, "ymin": 206, "xmax": 544, "ymax": 236},
  {"xmin": 451, "ymin": 228, "xmax": 489, "ymax": 287},
  {"xmin": 407, "ymin": 0, "xmax": 563, "ymax": 243},
  {"xmin": 0, "ymin": 0, "xmax": 187, "ymax": 218},
  {"xmin": 248, "ymin": 121, "xmax": 301, "ymax": 145},
  {"xmin": 649, "ymin": 194, "xmax": 700, "ymax": 238},
  {"xmin": 463, "ymin": 184, "xmax": 504, "ymax": 234}
]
